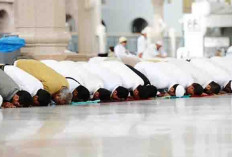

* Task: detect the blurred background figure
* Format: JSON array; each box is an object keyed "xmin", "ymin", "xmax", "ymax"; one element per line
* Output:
[
  {"xmin": 226, "ymin": 45, "xmax": 232, "ymax": 56},
  {"xmin": 154, "ymin": 41, "xmax": 167, "ymax": 58},
  {"xmin": 137, "ymin": 28, "xmax": 148, "ymax": 58},
  {"xmin": 114, "ymin": 37, "xmax": 134, "ymax": 59}
]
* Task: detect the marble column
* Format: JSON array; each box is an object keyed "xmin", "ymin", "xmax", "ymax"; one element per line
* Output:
[
  {"xmin": 151, "ymin": 0, "xmax": 164, "ymax": 41},
  {"xmin": 14, "ymin": 0, "xmax": 70, "ymax": 55},
  {"xmin": 77, "ymin": 0, "xmax": 101, "ymax": 56},
  {"xmin": 0, "ymin": 0, "xmax": 15, "ymax": 33}
]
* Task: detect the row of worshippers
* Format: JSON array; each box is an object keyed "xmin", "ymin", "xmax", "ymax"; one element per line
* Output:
[
  {"xmin": 0, "ymin": 59, "xmax": 157, "ymax": 108},
  {"xmin": 0, "ymin": 57, "xmax": 231, "ymax": 108}
]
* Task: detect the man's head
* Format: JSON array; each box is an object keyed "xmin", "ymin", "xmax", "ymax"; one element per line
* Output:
[
  {"xmin": 133, "ymin": 85, "xmax": 150, "ymax": 100},
  {"xmin": 53, "ymin": 87, "xmax": 73, "ymax": 105},
  {"xmin": 119, "ymin": 37, "xmax": 127, "ymax": 47},
  {"xmin": 223, "ymin": 81, "xmax": 232, "ymax": 93},
  {"xmin": 72, "ymin": 85, "xmax": 90, "ymax": 102},
  {"xmin": 33, "ymin": 89, "xmax": 51, "ymax": 106},
  {"xmin": 204, "ymin": 81, "xmax": 221, "ymax": 95},
  {"xmin": 187, "ymin": 83, "xmax": 204, "ymax": 96},
  {"xmin": 13, "ymin": 90, "xmax": 33, "ymax": 107},
  {"xmin": 141, "ymin": 27, "xmax": 151, "ymax": 38},
  {"xmin": 146, "ymin": 85, "xmax": 157, "ymax": 98},
  {"xmin": 111, "ymin": 86, "xmax": 129, "ymax": 101},
  {"xmin": 141, "ymin": 31, "xmax": 147, "ymax": 38},
  {"xmin": 168, "ymin": 84, "xmax": 185, "ymax": 97},
  {"xmin": 93, "ymin": 88, "xmax": 111, "ymax": 102},
  {"xmin": 156, "ymin": 41, "xmax": 163, "ymax": 51}
]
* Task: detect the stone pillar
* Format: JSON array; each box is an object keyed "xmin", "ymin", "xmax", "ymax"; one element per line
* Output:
[
  {"xmin": 77, "ymin": 0, "xmax": 101, "ymax": 56},
  {"xmin": 151, "ymin": 0, "xmax": 164, "ymax": 41},
  {"xmin": 0, "ymin": 0, "xmax": 15, "ymax": 33},
  {"xmin": 14, "ymin": 0, "xmax": 70, "ymax": 55}
]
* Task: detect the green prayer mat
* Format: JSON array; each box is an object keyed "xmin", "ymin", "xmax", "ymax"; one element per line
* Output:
[
  {"xmin": 163, "ymin": 95, "xmax": 190, "ymax": 99},
  {"xmin": 72, "ymin": 100, "xmax": 101, "ymax": 106}
]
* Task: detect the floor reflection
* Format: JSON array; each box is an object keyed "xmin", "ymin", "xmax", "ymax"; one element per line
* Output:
[{"xmin": 0, "ymin": 95, "xmax": 232, "ymax": 157}]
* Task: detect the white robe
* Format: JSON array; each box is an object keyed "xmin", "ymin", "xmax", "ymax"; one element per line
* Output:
[
  {"xmin": 137, "ymin": 35, "xmax": 147, "ymax": 55},
  {"xmin": 114, "ymin": 44, "xmax": 132, "ymax": 59},
  {"xmin": 142, "ymin": 44, "xmax": 157, "ymax": 59},
  {"xmin": 190, "ymin": 58, "xmax": 231, "ymax": 87},
  {"xmin": 142, "ymin": 45, "xmax": 167, "ymax": 59},
  {"xmin": 86, "ymin": 62, "xmax": 123, "ymax": 92},
  {"xmin": 41, "ymin": 60, "xmax": 82, "ymax": 93},
  {"xmin": 100, "ymin": 61, "xmax": 144, "ymax": 90},
  {"xmin": 68, "ymin": 62, "xmax": 104, "ymax": 94},
  {"xmin": 135, "ymin": 62, "xmax": 192, "ymax": 89},
  {"xmin": 168, "ymin": 59, "xmax": 211, "ymax": 87},
  {"xmin": 4, "ymin": 65, "xmax": 44, "ymax": 96},
  {"xmin": 210, "ymin": 57, "xmax": 232, "ymax": 78}
]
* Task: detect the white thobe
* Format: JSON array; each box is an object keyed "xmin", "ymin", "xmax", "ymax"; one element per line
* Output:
[
  {"xmin": 114, "ymin": 44, "xmax": 132, "ymax": 59},
  {"xmin": 71, "ymin": 62, "xmax": 104, "ymax": 94},
  {"xmin": 168, "ymin": 59, "xmax": 211, "ymax": 87},
  {"xmin": 86, "ymin": 62, "xmax": 123, "ymax": 92},
  {"xmin": 41, "ymin": 60, "xmax": 82, "ymax": 93},
  {"xmin": 137, "ymin": 35, "xmax": 147, "ymax": 55},
  {"xmin": 135, "ymin": 62, "xmax": 192, "ymax": 89},
  {"xmin": 191, "ymin": 58, "xmax": 231, "ymax": 87},
  {"xmin": 210, "ymin": 57, "xmax": 232, "ymax": 78},
  {"xmin": 100, "ymin": 61, "xmax": 144, "ymax": 90},
  {"xmin": 4, "ymin": 65, "xmax": 44, "ymax": 96}
]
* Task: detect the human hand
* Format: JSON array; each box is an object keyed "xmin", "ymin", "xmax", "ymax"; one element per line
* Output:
[{"xmin": 2, "ymin": 102, "xmax": 16, "ymax": 108}]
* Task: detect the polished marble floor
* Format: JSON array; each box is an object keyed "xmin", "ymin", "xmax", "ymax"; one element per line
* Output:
[{"xmin": 1, "ymin": 95, "xmax": 232, "ymax": 157}]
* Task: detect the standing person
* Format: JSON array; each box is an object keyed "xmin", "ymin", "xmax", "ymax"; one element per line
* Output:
[
  {"xmin": 137, "ymin": 28, "xmax": 148, "ymax": 58},
  {"xmin": 15, "ymin": 59, "xmax": 72, "ymax": 105},
  {"xmin": 0, "ymin": 69, "xmax": 32, "ymax": 108},
  {"xmin": 97, "ymin": 24, "xmax": 107, "ymax": 57},
  {"xmin": 114, "ymin": 37, "xmax": 133, "ymax": 59},
  {"xmin": 1, "ymin": 65, "xmax": 51, "ymax": 106}
]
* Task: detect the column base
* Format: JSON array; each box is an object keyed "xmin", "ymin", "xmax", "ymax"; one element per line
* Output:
[
  {"xmin": 16, "ymin": 28, "xmax": 71, "ymax": 55},
  {"xmin": 19, "ymin": 53, "xmax": 97, "ymax": 62}
]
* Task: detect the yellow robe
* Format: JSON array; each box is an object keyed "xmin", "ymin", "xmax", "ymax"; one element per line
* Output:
[{"xmin": 15, "ymin": 59, "xmax": 69, "ymax": 95}]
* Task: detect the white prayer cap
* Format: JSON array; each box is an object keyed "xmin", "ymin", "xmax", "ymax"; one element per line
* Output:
[
  {"xmin": 0, "ymin": 95, "xmax": 2, "ymax": 107},
  {"xmin": 119, "ymin": 37, "xmax": 127, "ymax": 43},
  {"xmin": 175, "ymin": 85, "xmax": 185, "ymax": 97},
  {"xmin": 156, "ymin": 41, "xmax": 163, "ymax": 46},
  {"xmin": 168, "ymin": 84, "xmax": 185, "ymax": 97}
]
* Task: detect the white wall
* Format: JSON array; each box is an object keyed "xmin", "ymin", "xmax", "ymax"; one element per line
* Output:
[{"xmin": 102, "ymin": 0, "xmax": 154, "ymax": 34}]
